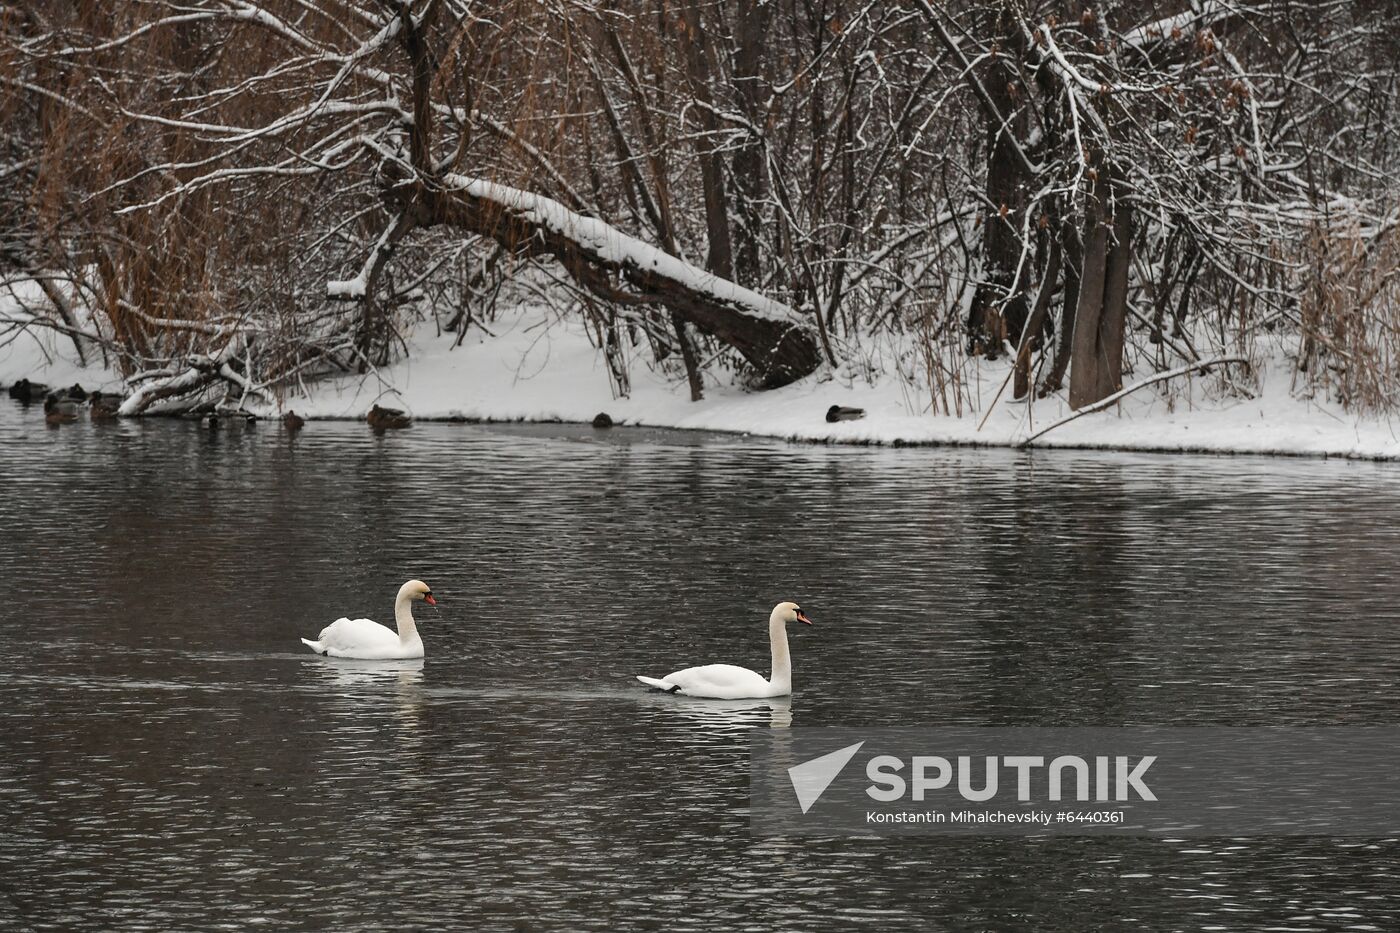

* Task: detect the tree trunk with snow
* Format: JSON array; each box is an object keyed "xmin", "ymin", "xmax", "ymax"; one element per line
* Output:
[{"xmin": 379, "ymin": 171, "xmax": 820, "ymax": 387}]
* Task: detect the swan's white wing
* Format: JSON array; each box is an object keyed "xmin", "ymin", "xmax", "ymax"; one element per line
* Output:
[
  {"xmin": 303, "ymin": 617, "xmax": 416, "ymax": 660},
  {"xmin": 640, "ymin": 663, "xmax": 777, "ymax": 700}
]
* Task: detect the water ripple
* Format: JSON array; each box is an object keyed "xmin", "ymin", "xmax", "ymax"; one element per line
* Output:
[{"xmin": 1, "ymin": 404, "xmax": 1399, "ymax": 930}]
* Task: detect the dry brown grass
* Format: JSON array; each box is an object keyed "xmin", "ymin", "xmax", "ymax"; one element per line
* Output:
[{"xmin": 1297, "ymin": 221, "xmax": 1400, "ymax": 414}]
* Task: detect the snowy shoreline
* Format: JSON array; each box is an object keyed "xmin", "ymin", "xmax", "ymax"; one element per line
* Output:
[
  {"xmin": 4, "ymin": 305, "xmax": 1398, "ymax": 462},
  {"xmin": 202, "ymin": 410, "xmax": 1400, "ymax": 463}
]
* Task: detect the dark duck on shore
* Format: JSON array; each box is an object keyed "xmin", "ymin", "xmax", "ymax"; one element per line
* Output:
[
  {"xmin": 825, "ymin": 404, "xmax": 866, "ymax": 423},
  {"xmin": 367, "ymin": 404, "xmax": 412, "ymax": 431},
  {"xmin": 44, "ymin": 394, "xmax": 81, "ymax": 425},
  {"xmin": 8, "ymin": 379, "xmax": 50, "ymax": 403}
]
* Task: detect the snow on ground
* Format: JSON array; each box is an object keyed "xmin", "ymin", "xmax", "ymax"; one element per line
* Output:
[
  {"xmin": 0, "ymin": 286, "xmax": 121, "ymax": 393},
  {"xmin": 273, "ymin": 307, "xmax": 1400, "ymax": 461},
  {"xmin": 2, "ymin": 298, "xmax": 1397, "ymax": 460}
]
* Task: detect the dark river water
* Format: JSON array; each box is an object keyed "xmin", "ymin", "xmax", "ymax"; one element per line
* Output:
[{"xmin": 1, "ymin": 402, "xmax": 1398, "ymax": 931}]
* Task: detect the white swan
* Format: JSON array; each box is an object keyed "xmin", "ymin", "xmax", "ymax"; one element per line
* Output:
[
  {"xmin": 300, "ymin": 580, "xmax": 436, "ymax": 659},
  {"xmin": 636, "ymin": 601, "xmax": 813, "ymax": 699}
]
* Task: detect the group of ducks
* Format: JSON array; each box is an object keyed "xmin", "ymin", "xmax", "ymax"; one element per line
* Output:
[
  {"xmin": 301, "ymin": 580, "xmax": 814, "ymax": 700},
  {"xmin": 9, "ymin": 380, "xmax": 123, "ymax": 424},
  {"xmin": 8, "ymin": 378, "xmax": 414, "ymax": 436},
  {"xmin": 201, "ymin": 406, "xmax": 410, "ymax": 433},
  {"xmin": 307, "ymin": 404, "xmax": 849, "ymax": 434},
  {"xmin": 282, "ymin": 404, "xmax": 409, "ymax": 432},
  {"xmin": 282, "ymin": 404, "xmax": 411, "ymax": 432}
]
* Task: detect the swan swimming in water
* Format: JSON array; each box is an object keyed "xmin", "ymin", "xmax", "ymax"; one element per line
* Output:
[
  {"xmin": 301, "ymin": 580, "xmax": 436, "ymax": 659},
  {"xmin": 636, "ymin": 601, "xmax": 813, "ymax": 699}
]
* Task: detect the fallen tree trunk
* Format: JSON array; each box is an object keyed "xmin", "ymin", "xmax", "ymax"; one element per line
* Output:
[
  {"xmin": 116, "ymin": 341, "xmax": 267, "ymax": 416},
  {"xmin": 366, "ymin": 172, "xmax": 822, "ymax": 388}
]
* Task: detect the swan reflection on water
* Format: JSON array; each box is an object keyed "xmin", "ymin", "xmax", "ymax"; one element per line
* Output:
[
  {"xmin": 309, "ymin": 656, "xmax": 426, "ymax": 688},
  {"xmin": 308, "ymin": 657, "xmax": 427, "ymax": 740},
  {"xmin": 638, "ymin": 693, "xmax": 793, "ymax": 732}
]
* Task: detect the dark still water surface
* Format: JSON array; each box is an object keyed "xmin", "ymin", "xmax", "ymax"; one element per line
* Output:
[{"xmin": 1, "ymin": 403, "xmax": 1398, "ymax": 931}]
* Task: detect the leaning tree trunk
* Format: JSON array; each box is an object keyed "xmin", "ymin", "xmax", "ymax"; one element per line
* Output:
[
  {"xmin": 1041, "ymin": 217, "xmax": 1082, "ymax": 396},
  {"xmin": 1014, "ymin": 233, "xmax": 1060, "ymax": 400},
  {"xmin": 366, "ymin": 171, "xmax": 820, "ymax": 388}
]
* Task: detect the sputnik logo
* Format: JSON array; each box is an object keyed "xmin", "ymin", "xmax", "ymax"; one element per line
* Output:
[{"xmin": 788, "ymin": 742, "xmax": 865, "ymax": 813}]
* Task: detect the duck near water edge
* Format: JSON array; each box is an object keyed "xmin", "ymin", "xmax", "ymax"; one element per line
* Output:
[{"xmin": 367, "ymin": 404, "xmax": 412, "ymax": 431}]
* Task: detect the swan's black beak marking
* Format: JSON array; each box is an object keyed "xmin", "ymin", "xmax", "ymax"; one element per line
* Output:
[
  {"xmin": 796, "ymin": 609, "xmax": 813, "ymax": 625},
  {"xmin": 424, "ymin": 593, "xmax": 437, "ymax": 606}
]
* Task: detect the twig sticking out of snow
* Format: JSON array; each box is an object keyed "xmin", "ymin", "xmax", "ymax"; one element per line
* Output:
[{"xmin": 1018, "ymin": 356, "xmax": 1251, "ymax": 448}]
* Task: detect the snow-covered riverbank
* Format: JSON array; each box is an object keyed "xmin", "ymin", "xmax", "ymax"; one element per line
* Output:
[{"xmin": 3, "ymin": 305, "xmax": 1397, "ymax": 460}]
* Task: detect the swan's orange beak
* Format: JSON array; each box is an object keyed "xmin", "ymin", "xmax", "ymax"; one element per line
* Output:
[
  {"xmin": 424, "ymin": 594, "xmax": 437, "ymax": 606},
  {"xmin": 796, "ymin": 610, "xmax": 813, "ymax": 625}
]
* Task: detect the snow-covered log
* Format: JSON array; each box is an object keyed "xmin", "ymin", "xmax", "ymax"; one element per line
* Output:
[
  {"xmin": 388, "ymin": 173, "xmax": 822, "ymax": 388},
  {"xmin": 117, "ymin": 363, "xmax": 219, "ymax": 416},
  {"xmin": 117, "ymin": 342, "xmax": 267, "ymax": 416}
]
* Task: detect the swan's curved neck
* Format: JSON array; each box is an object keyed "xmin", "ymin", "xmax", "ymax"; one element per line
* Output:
[
  {"xmin": 768, "ymin": 611, "xmax": 792, "ymax": 692},
  {"xmin": 394, "ymin": 592, "xmax": 419, "ymax": 643}
]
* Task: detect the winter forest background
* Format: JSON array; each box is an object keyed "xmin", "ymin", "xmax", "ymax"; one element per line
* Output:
[{"xmin": 2, "ymin": 0, "xmax": 1399, "ymax": 420}]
